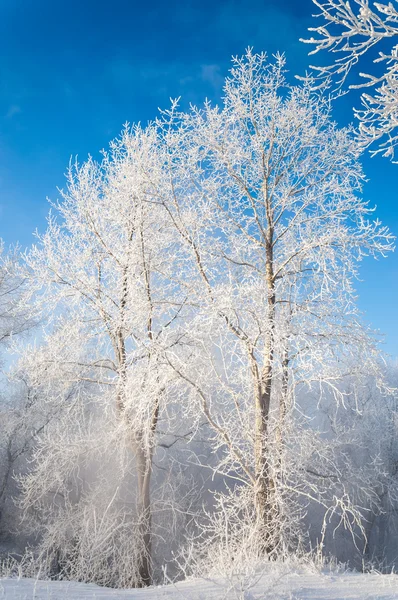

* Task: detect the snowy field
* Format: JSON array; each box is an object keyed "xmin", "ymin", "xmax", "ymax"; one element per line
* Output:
[{"xmin": 2, "ymin": 571, "xmax": 398, "ymax": 600}]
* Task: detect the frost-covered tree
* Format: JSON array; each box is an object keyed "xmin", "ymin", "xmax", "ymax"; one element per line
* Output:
[
  {"xmin": 302, "ymin": 0, "xmax": 398, "ymax": 160},
  {"xmin": 157, "ymin": 50, "xmax": 394, "ymax": 557},
  {"xmin": 0, "ymin": 243, "xmax": 37, "ymax": 540},
  {"xmin": 18, "ymin": 127, "xmax": 190, "ymax": 587}
]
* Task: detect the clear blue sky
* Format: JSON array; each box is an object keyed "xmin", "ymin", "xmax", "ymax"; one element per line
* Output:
[{"xmin": 0, "ymin": 0, "xmax": 397, "ymax": 355}]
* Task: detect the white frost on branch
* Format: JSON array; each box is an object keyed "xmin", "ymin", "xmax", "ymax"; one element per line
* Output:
[{"xmin": 301, "ymin": 0, "xmax": 398, "ymax": 160}]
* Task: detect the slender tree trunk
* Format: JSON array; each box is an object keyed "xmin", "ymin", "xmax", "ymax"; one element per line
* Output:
[
  {"xmin": 254, "ymin": 235, "xmax": 277, "ymax": 554},
  {"xmin": 276, "ymin": 347, "xmax": 289, "ymax": 452},
  {"xmin": 115, "ymin": 334, "xmax": 154, "ymax": 587},
  {"xmin": 135, "ymin": 442, "xmax": 152, "ymax": 587},
  {"xmin": 0, "ymin": 439, "xmax": 13, "ymax": 508},
  {"xmin": 113, "ymin": 238, "xmax": 156, "ymax": 587},
  {"xmin": 131, "ymin": 395, "xmax": 159, "ymax": 587},
  {"xmin": 114, "ymin": 219, "xmax": 159, "ymax": 588}
]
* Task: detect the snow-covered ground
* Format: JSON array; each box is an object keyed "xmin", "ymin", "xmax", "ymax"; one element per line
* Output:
[{"xmin": 1, "ymin": 570, "xmax": 398, "ymax": 600}]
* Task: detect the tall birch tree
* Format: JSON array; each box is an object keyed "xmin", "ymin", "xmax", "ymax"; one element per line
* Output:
[
  {"xmin": 159, "ymin": 50, "xmax": 394, "ymax": 554},
  {"xmin": 20, "ymin": 126, "xmax": 186, "ymax": 586}
]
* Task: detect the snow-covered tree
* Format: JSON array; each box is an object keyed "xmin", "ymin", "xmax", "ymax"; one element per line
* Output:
[
  {"xmin": 158, "ymin": 50, "xmax": 394, "ymax": 557},
  {"xmin": 18, "ymin": 127, "xmax": 190, "ymax": 587},
  {"xmin": 302, "ymin": 0, "xmax": 398, "ymax": 160},
  {"xmin": 0, "ymin": 243, "xmax": 37, "ymax": 540}
]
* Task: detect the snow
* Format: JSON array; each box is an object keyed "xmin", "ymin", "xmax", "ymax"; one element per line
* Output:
[{"xmin": 1, "ymin": 571, "xmax": 398, "ymax": 600}]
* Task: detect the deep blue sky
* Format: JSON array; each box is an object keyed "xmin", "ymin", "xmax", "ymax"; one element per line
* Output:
[{"xmin": 0, "ymin": 0, "xmax": 397, "ymax": 355}]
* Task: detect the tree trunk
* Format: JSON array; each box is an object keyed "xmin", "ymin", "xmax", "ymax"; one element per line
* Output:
[
  {"xmin": 276, "ymin": 348, "xmax": 289, "ymax": 452},
  {"xmin": 130, "ymin": 396, "xmax": 159, "ymax": 587},
  {"xmin": 254, "ymin": 236, "xmax": 277, "ymax": 555},
  {"xmin": 135, "ymin": 442, "xmax": 152, "ymax": 587},
  {"xmin": 254, "ymin": 361, "xmax": 277, "ymax": 555},
  {"xmin": 115, "ymin": 336, "xmax": 153, "ymax": 587}
]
